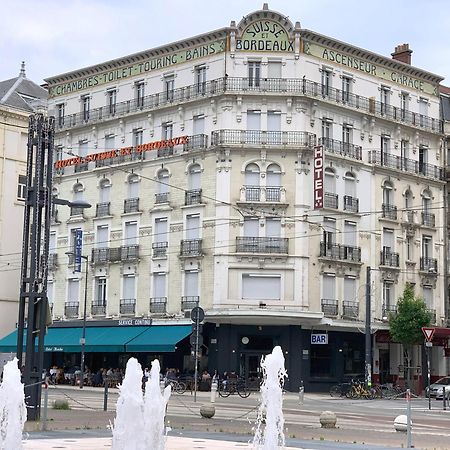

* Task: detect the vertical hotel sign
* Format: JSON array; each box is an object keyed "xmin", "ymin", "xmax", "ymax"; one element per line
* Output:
[{"xmin": 314, "ymin": 146, "xmax": 324, "ymax": 209}]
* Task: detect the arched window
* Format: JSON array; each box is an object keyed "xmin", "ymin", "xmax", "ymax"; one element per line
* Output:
[
  {"xmin": 188, "ymin": 164, "xmax": 202, "ymax": 191},
  {"xmin": 127, "ymin": 174, "xmax": 140, "ymax": 199},
  {"xmin": 244, "ymin": 163, "xmax": 260, "ymax": 187},
  {"xmin": 382, "ymin": 181, "xmax": 393, "ymax": 205},
  {"xmin": 99, "ymin": 179, "xmax": 111, "ymax": 203},
  {"xmin": 266, "ymin": 163, "xmax": 281, "ymax": 187},
  {"xmin": 324, "ymin": 168, "xmax": 336, "ymax": 194},
  {"xmin": 344, "ymin": 172, "xmax": 356, "ymax": 197},
  {"xmin": 156, "ymin": 169, "xmax": 170, "ymax": 203},
  {"xmin": 422, "ymin": 190, "xmax": 431, "ymax": 213},
  {"xmin": 73, "ymin": 183, "xmax": 84, "ymax": 202},
  {"xmin": 405, "ymin": 189, "xmax": 413, "ymax": 209}
]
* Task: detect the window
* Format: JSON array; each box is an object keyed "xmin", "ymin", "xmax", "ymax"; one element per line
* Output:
[
  {"xmin": 57, "ymin": 103, "xmax": 65, "ymax": 127},
  {"xmin": 383, "ymin": 228, "xmax": 394, "ymax": 252},
  {"xmin": 95, "ymin": 278, "xmax": 107, "ymax": 306},
  {"xmin": 127, "ymin": 174, "xmax": 140, "ymax": 199},
  {"xmin": 247, "ymin": 110, "xmax": 261, "ymax": 131},
  {"xmin": 17, "ymin": 174, "xmax": 27, "ymax": 201},
  {"xmin": 310, "ymin": 345, "xmax": 332, "ymax": 377},
  {"xmin": 422, "ymin": 235, "xmax": 432, "ymax": 258},
  {"xmin": 266, "ymin": 218, "xmax": 281, "ymax": 238},
  {"xmin": 419, "ymin": 145, "xmax": 428, "ymax": 174},
  {"xmin": 383, "ymin": 181, "xmax": 393, "ymax": 205},
  {"xmin": 324, "ymin": 167, "xmax": 336, "ymax": 194},
  {"xmin": 383, "ymin": 281, "xmax": 394, "ymax": 309},
  {"xmin": 122, "ymin": 275, "xmax": 136, "ymax": 300},
  {"xmin": 242, "ymin": 273, "xmax": 281, "ymax": 300},
  {"xmin": 321, "ymin": 69, "xmax": 331, "ymax": 96},
  {"xmin": 49, "ymin": 231, "xmax": 56, "ymax": 253},
  {"xmin": 406, "ymin": 236, "xmax": 413, "ymax": 261},
  {"xmin": 154, "ymin": 217, "xmax": 168, "ymax": 243},
  {"xmin": 342, "ymin": 76, "xmax": 351, "ymax": 102},
  {"xmin": 76, "ymin": 140, "xmax": 88, "ymax": 172},
  {"xmin": 157, "ymin": 169, "xmax": 169, "ymax": 195},
  {"xmin": 163, "ymin": 122, "xmax": 173, "ymax": 141},
  {"xmin": 99, "ymin": 179, "xmax": 111, "ymax": 203},
  {"xmin": 164, "ymin": 76, "xmax": 174, "ymax": 102},
  {"xmin": 400, "ymin": 140, "xmax": 409, "ymax": 169},
  {"xmin": 405, "ymin": 189, "xmax": 413, "ymax": 210},
  {"xmin": 267, "ymin": 111, "xmax": 281, "ymax": 144},
  {"xmin": 323, "ymin": 217, "xmax": 336, "ymax": 246},
  {"xmin": 248, "ymin": 62, "xmax": 261, "ymax": 88},
  {"xmin": 245, "ymin": 163, "xmax": 260, "ymax": 187},
  {"xmin": 422, "ymin": 191, "xmax": 431, "ymax": 213},
  {"xmin": 68, "ymin": 279, "xmax": 80, "ymax": 303},
  {"xmin": 47, "ymin": 280, "xmax": 54, "ymax": 308},
  {"xmin": 267, "ymin": 61, "xmax": 281, "ymax": 79},
  {"xmin": 133, "ymin": 129, "xmax": 143, "ymax": 147},
  {"xmin": 105, "ymin": 134, "xmax": 115, "ymax": 151},
  {"xmin": 96, "ymin": 225, "xmax": 108, "ymax": 249},
  {"xmin": 380, "ymin": 86, "xmax": 390, "ymax": 114},
  {"xmin": 342, "ymin": 124, "xmax": 352, "ymax": 146},
  {"xmin": 266, "ymin": 163, "xmax": 281, "ymax": 188},
  {"xmin": 419, "ymin": 97, "xmax": 428, "ymax": 125},
  {"xmin": 124, "ymin": 221, "xmax": 138, "ymax": 245},
  {"xmin": 186, "ymin": 214, "xmax": 200, "ymax": 240},
  {"xmin": 135, "ymin": 81, "xmax": 145, "ymax": 108},
  {"xmin": 193, "ymin": 115, "xmax": 205, "ymax": 136},
  {"xmin": 195, "ymin": 65, "xmax": 206, "ymax": 94},
  {"xmin": 321, "ymin": 119, "xmax": 332, "ymax": 140},
  {"xmin": 381, "ymin": 135, "xmax": 390, "ymax": 162},
  {"xmin": 423, "ymin": 285, "xmax": 433, "ymax": 308},
  {"xmin": 243, "ymin": 217, "xmax": 259, "ymax": 237},
  {"xmin": 322, "ymin": 273, "xmax": 336, "ymax": 300},
  {"xmin": 188, "ymin": 164, "xmax": 201, "ymax": 190},
  {"xmin": 343, "ymin": 221, "xmax": 357, "ymax": 247},
  {"xmin": 107, "ymin": 89, "xmax": 117, "ymax": 115},
  {"xmin": 344, "ymin": 172, "xmax": 356, "ymax": 197},
  {"xmin": 400, "ymin": 92, "xmax": 408, "ymax": 119},
  {"xmin": 81, "ymin": 95, "xmax": 90, "ymax": 121},
  {"xmin": 344, "ymin": 276, "xmax": 356, "ymax": 301},
  {"xmin": 153, "ymin": 272, "xmax": 166, "ymax": 298}
]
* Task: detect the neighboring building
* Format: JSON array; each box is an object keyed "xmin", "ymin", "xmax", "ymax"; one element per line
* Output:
[
  {"xmin": 14, "ymin": 5, "xmax": 447, "ymax": 390},
  {"xmin": 0, "ymin": 63, "xmax": 47, "ymax": 338}
]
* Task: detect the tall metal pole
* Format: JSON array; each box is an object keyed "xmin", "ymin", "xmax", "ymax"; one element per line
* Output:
[
  {"xmin": 194, "ymin": 313, "xmax": 199, "ymax": 403},
  {"xmin": 365, "ymin": 266, "xmax": 372, "ymax": 388},
  {"xmin": 80, "ymin": 255, "xmax": 88, "ymax": 389}
]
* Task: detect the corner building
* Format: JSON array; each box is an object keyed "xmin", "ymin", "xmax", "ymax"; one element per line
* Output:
[{"xmin": 43, "ymin": 5, "xmax": 447, "ymax": 391}]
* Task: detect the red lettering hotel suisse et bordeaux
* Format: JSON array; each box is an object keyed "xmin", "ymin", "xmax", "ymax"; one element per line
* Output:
[{"xmin": 54, "ymin": 136, "xmax": 189, "ymax": 169}]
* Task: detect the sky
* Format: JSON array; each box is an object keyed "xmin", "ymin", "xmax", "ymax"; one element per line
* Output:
[{"xmin": 1, "ymin": 0, "xmax": 450, "ymax": 85}]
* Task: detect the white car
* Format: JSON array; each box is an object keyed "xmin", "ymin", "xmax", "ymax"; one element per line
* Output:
[{"xmin": 425, "ymin": 376, "xmax": 450, "ymax": 399}]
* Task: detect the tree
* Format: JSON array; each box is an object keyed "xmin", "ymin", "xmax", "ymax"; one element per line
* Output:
[{"xmin": 389, "ymin": 284, "xmax": 432, "ymax": 390}]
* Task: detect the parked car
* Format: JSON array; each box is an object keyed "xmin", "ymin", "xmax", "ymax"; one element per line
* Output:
[{"xmin": 425, "ymin": 377, "xmax": 450, "ymax": 399}]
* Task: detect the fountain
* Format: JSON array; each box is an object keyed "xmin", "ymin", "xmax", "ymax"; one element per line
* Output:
[
  {"xmin": 112, "ymin": 357, "xmax": 171, "ymax": 450},
  {"xmin": 0, "ymin": 358, "xmax": 27, "ymax": 450},
  {"xmin": 253, "ymin": 346, "xmax": 287, "ymax": 450}
]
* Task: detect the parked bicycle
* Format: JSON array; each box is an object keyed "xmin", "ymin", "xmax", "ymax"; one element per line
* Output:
[
  {"xmin": 165, "ymin": 378, "xmax": 187, "ymax": 394},
  {"xmin": 218, "ymin": 378, "xmax": 250, "ymax": 398}
]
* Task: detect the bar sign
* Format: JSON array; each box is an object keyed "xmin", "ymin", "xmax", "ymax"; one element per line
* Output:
[
  {"xmin": 313, "ymin": 145, "xmax": 324, "ymax": 209},
  {"xmin": 74, "ymin": 229, "xmax": 83, "ymax": 273}
]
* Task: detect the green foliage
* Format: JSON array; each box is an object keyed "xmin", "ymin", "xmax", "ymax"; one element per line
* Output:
[{"xmin": 389, "ymin": 285, "xmax": 432, "ymax": 345}]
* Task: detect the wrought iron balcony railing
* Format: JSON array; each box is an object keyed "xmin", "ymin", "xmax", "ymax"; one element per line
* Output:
[
  {"xmin": 152, "ymin": 241, "xmax": 168, "ymax": 258},
  {"xmin": 236, "ymin": 236, "xmax": 289, "ymax": 254},
  {"xmin": 382, "ymin": 303, "xmax": 397, "ymax": 318},
  {"xmin": 48, "ymin": 253, "xmax": 58, "ymax": 270},
  {"xmin": 343, "ymin": 301, "xmax": 359, "ymax": 318},
  {"xmin": 183, "ymin": 134, "xmax": 208, "ymax": 152},
  {"xmin": 180, "ymin": 239, "xmax": 203, "ymax": 257},
  {"xmin": 91, "ymin": 245, "xmax": 139, "ymax": 263},
  {"xmin": 91, "ymin": 248, "xmax": 110, "ymax": 265},
  {"xmin": 343, "ymin": 195, "xmax": 359, "ymax": 213},
  {"xmin": 181, "ymin": 296, "xmax": 199, "ymax": 311},
  {"xmin": 52, "ymin": 77, "xmax": 442, "ymax": 135},
  {"xmin": 120, "ymin": 299, "xmax": 136, "ymax": 315},
  {"xmin": 420, "ymin": 256, "xmax": 438, "ymax": 273},
  {"xmin": 91, "ymin": 304, "xmax": 106, "ymax": 315},
  {"xmin": 381, "ymin": 203, "xmax": 398, "ymax": 220},
  {"xmin": 241, "ymin": 186, "xmax": 284, "ymax": 203},
  {"xmin": 120, "ymin": 244, "xmax": 139, "ymax": 261},
  {"xmin": 96, "ymin": 202, "xmax": 111, "ymax": 217},
  {"xmin": 185, "ymin": 189, "xmax": 202, "ymax": 205},
  {"xmin": 124, "ymin": 197, "xmax": 139, "ymax": 213},
  {"xmin": 211, "ymin": 129, "xmax": 316, "ymax": 148},
  {"xmin": 65, "ymin": 302, "xmax": 79, "ymax": 318},
  {"xmin": 421, "ymin": 212, "xmax": 436, "ymax": 227},
  {"xmin": 318, "ymin": 137, "xmax": 362, "ymax": 161},
  {"xmin": 150, "ymin": 297, "xmax": 167, "ymax": 314},
  {"xmin": 380, "ymin": 250, "xmax": 400, "ymax": 267},
  {"xmin": 324, "ymin": 192, "xmax": 338, "ymax": 209},
  {"xmin": 319, "ymin": 242, "xmax": 361, "ymax": 262},
  {"xmin": 368, "ymin": 151, "xmax": 444, "ymax": 181},
  {"xmin": 321, "ymin": 299, "xmax": 338, "ymax": 316},
  {"xmin": 155, "ymin": 192, "xmax": 169, "ymax": 204},
  {"xmin": 70, "ymin": 206, "xmax": 85, "ymax": 217}
]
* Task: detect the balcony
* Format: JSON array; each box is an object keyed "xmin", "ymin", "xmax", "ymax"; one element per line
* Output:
[
  {"xmin": 91, "ymin": 248, "xmax": 110, "ymax": 265},
  {"xmin": 318, "ymin": 137, "xmax": 362, "ymax": 161},
  {"xmin": 70, "ymin": 206, "xmax": 85, "ymax": 217},
  {"xmin": 343, "ymin": 195, "xmax": 359, "ymax": 213},
  {"xmin": 380, "ymin": 250, "xmax": 400, "ymax": 267},
  {"xmin": 91, "ymin": 304, "xmax": 106, "ymax": 315},
  {"xmin": 181, "ymin": 296, "xmax": 199, "ymax": 311},
  {"xmin": 381, "ymin": 204, "xmax": 398, "ymax": 220},
  {"xmin": 236, "ymin": 236, "xmax": 289, "ymax": 254},
  {"xmin": 240, "ymin": 186, "xmax": 285, "ymax": 203},
  {"xmin": 157, "ymin": 147, "xmax": 174, "ymax": 158},
  {"xmin": 368, "ymin": 151, "xmax": 444, "ymax": 181},
  {"xmin": 244, "ymin": 186, "xmax": 261, "ymax": 201},
  {"xmin": 124, "ymin": 197, "xmax": 140, "ymax": 213},
  {"xmin": 96, "ymin": 202, "xmax": 111, "ymax": 217},
  {"xmin": 343, "ymin": 301, "xmax": 359, "ymax": 319},
  {"xmin": 117, "ymin": 151, "xmax": 145, "ymax": 164},
  {"xmin": 74, "ymin": 162, "xmax": 88, "ymax": 173},
  {"xmin": 420, "ymin": 257, "xmax": 438, "ymax": 273},
  {"xmin": 185, "ymin": 189, "xmax": 202, "ymax": 205},
  {"xmin": 402, "ymin": 210, "xmax": 415, "ymax": 224},
  {"xmin": 319, "ymin": 242, "xmax": 361, "ymax": 262},
  {"xmin": 150, "ymin": 297, "xmax": 167, "ymax": 314},
  {"xmin": 324, "ymin": 192, "xmax": 338, "ymax": 209},
  {"xmin": 382, "ymin": 303, "xmax": 397, "ymax": 318},
  {"xmin": 183, "ymin": 134, "xmax": 208, "ymax": 152},
  {"xmin": 180, "ymin": 239, "xmax": 203, "ymax": 257},
  {"xmin": 421, "ymin": 212, "xmax": 435, "ymax": 227},
  {"xmin": 152, "ymin": 241, "xmax": 168, "ymax": 258},
  {"xmin": 155, "ymin": 192, "xmax": 169, "ymax": 204},
  {"xmin": 321, "ymin": 299, "xmax": 338, "ymax": 316},
  {"xmin": 211, "ymin": 130, "xmax": 316, "ymax": 149},
  {"xmin": 48, "ymin": 253, "xmax": 58, "ymax": 270},
  {"xmin": 120, "ymin": 299, "xmax": 136, "ymax": 315},
  {"xmin": 65, "ymin": 302, "xmax": 79, "ymax": 318},
  {"xmin": 121, "ymin": 245, "xmax": 139, "ymax": 262}
]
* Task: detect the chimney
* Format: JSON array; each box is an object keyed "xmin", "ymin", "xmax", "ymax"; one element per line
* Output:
[{"xmin": 391, "ymin": 44, "xmax": 412, "ymax": 65}]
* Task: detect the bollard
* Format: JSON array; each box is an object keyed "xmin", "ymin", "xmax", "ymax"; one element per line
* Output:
[
  {"xmin": 210, "ymin": 380, "xmax": 218, "ymax": 403},
  {"xmin": 103, "ymin": 382, "xmax": 108, "ymax": 412},
  {"xmin": 444, "ymin": 387, "xmax": 447, "ymax": 411},
  {"xmin": 42, "ymin": 384, "xmax": 48, "ymax": 431},
  {"xmin": 299, "ymin": 380, "xmax": 305, "ymax": 405}
]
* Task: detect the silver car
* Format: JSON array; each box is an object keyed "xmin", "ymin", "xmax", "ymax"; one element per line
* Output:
[{"xmin": 426, "ymin": 376, "xmax": 450, "ymax": 399}]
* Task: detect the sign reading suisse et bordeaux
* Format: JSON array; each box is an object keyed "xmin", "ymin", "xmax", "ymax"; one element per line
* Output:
[
  {"xmin": 54, "ymin": 136, "xmax": 189, "ymax": 170},
  {"xmin": 236, "ymin": 20, "xmax": 293, "ymax": 52}
]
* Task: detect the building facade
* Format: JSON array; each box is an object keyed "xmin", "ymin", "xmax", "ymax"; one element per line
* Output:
[
  {"xmin": 36, "ymin": 5, "xmax": 448, "ymax": 390},
  {"xmin": 0, "ymin": 63, "xmax": 47, "ymax": 340}
]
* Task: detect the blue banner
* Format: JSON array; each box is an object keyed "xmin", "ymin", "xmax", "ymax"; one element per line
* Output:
[{"xmin": 74, "ymin": 229, "xmax": 83, "ymax": 272}]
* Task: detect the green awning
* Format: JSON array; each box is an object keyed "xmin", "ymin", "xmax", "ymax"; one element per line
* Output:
[
  {"xmin": 0, "ymin": 325, "xmax": 191, "ymax": 353},
  {"xmin": 125, "ymin": 325, "xmax": 191, "ymax": 352}
]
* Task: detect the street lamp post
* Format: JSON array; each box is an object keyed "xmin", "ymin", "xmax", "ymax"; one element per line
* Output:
[
  {"xmin": 365, "ymin": 266, "xmax": 372, "ymax": 388},
  {"xmin": 65, "ymin": 252, "xmax": 89, "ymax": 389}
]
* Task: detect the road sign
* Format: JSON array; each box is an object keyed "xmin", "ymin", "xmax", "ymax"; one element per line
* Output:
[
  {"xmin": 190, "ymin": 306, "xmax": 205, "ymax": 323},
  {"xmin": 190, "ymin": 333, "xmax": 204, "ymax": 347},
  {"xmin": 422, "ymin": 327, "xmax": 435, "ymax": 342},
  {"xmin": 192, "ymin": 323, "xmax": 203, "ymax": 334}
]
